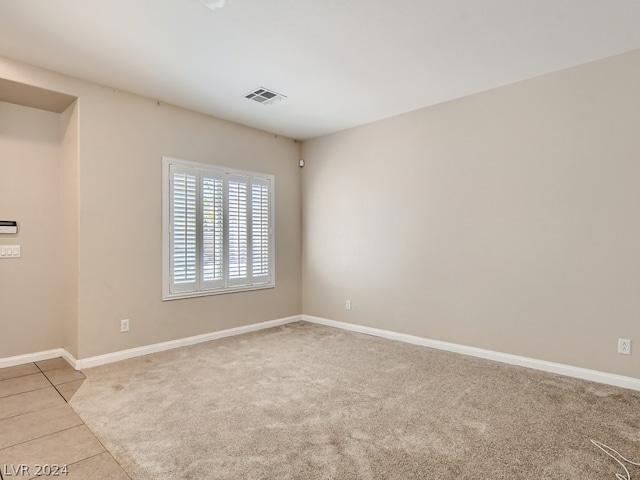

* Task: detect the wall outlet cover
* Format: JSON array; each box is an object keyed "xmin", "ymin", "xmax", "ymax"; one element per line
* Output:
[{"xmin": 618, "ymin": 338, "xmax": 631, "ymax": 355}]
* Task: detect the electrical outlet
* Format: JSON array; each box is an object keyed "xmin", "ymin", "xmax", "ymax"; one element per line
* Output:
[
  {"xmin": 346, "ymin": 300, "xmax": 351, "ymax": 310},
  {"xmin": 618, "ymin": 338, "xmax": 631, "ymax": 355},
  {"xmin": 121, "ymin": 319, "xmax": 130, "ymax": 333}
]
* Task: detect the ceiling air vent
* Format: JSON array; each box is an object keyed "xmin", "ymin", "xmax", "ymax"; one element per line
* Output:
[{"xmin": 244, "ymin": 87, "xmax": 286, "ymax": 105}]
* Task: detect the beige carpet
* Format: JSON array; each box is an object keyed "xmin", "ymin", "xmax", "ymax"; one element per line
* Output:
[{"xmin": 70, "ymin": 322, "xmax": 640, "ymax": 479}]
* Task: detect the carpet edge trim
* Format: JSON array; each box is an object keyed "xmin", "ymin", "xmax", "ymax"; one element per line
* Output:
[{"xmin": 302, "ymin": 315, "xmax": 640, "ymax": 392}]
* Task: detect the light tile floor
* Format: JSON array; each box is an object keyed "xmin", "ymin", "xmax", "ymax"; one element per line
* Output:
[{"xmin": 0, "ymin": 360, "xmax": 130, "ymax": 480}]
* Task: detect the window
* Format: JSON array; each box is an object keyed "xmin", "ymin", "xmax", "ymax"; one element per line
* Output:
[{"xmin": 162, "ymin": 157, "xmax": 274, "ymax": 300}]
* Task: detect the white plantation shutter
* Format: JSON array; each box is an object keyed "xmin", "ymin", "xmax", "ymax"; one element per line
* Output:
[
  {"xmin": 251, "ymin": 178, "xmax": 271, "ymax": 282},
  {"xmin": 201, "ymin": 174, "xmax": 224, "ymax": 289},
  {"xmin": 170, "ymin": 167, "xmax": 197, "ymax": 293},
  {"xmin": 163, "ymin": 157, "xmax": 274, "ymax": 300},
  {"xmin": 227, "ymin": 176, "xmax": 248, "ymax": 285}
]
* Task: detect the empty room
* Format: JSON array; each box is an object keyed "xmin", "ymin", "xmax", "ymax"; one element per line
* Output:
[{"xmin": 1, "ymin": 1, "xmax": 639, "ymax": 478}]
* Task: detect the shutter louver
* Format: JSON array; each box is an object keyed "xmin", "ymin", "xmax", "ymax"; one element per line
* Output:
[
  {"xmin": 251, "ymin": 182, "xmax": 270, "ymax": 280},
  {"xmin": 228, "ymin": 178, "xmax": 248, "ymax": 282},
  {"xmin": 171, "ymin": 170, "xmax": 197, "ymax": 292},
  {"xmin": 202, "ymin": 176, "xmax": 224, "ymax": 285}
]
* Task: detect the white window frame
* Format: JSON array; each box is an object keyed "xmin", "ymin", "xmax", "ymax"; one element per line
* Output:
[{"xmin": 162, "ymin": 156, "xmax": 275, "ymax": 300}]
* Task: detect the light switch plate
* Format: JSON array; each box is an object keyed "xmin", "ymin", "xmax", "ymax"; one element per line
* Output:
[{"xmin": 0, "ymin": 245, "xmax": 21, "ymax": 258}]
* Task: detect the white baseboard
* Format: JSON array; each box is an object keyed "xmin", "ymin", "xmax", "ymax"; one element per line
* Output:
[
  {"xmin": 302, "ymin": 315, "xmax": 640, "ymax": 392},
  {"xmin": 0, "ymin": 348, "xmax": 78, "ymax": 370},
  {"xmin": 5, "ymin": 314, "xmax": 637, "ymax": 392},
  {"xmin": 77, "ymin": 315, "xmax": 302, "ymax": 369},
  {"xmin": 60, "ymin": 349, "xmax": 80, "ymax": 370},
  {"xmin": 0, "ymin": 316, "xmax": 301, "ymax": 372}
]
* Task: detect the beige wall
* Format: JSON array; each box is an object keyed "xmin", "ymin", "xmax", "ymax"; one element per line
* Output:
[
  {"xmin": 1, "ymin": 57, "xmax": 302, "ymax": 359},
  {"xmin": 302, "ymin": 50, "xmax": 640, "ymax": 378},
  {"xmin": 59, "ymin": 101, "xmax": 80, "ymax": 357},
  {"xmin": 75, "ymin": 87, "xmax": 302, "ymax": 359},
  {"xmin": 0, "ymin": 101, "xmax": 65, "ymax": 356}
]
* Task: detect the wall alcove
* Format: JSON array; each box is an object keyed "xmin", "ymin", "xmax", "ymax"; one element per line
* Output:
[{"xmin": 0, "ymin": 79, "xmax": 79, "ymax": 357}]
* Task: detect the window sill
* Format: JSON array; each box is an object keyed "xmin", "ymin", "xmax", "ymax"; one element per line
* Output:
[{"xmin": 162, "ymin": 283, "xmax": 275, "ymax": 301}]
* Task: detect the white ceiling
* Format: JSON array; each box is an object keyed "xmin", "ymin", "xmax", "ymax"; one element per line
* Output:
[{"xmin": 1, "ymin": 0, "xmax": 640, "ymax": 140}]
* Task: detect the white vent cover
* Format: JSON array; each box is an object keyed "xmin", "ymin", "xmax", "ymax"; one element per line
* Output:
[{"xmin": 244, "ymin": 87, "xmax": 286, "ymax": 105}]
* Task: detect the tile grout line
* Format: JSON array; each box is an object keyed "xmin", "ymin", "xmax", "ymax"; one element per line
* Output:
[
  {"xmin": 68, "ymin": 428, "xmax": 133, "ymax": 480},
  {"xmin": 0, "ymin": 385, "xmax": 51, "ymax": 402},
  {"xmin": 33, "ymin": 362, "xmax": 65, "ymax": 401},
  {"xmin": 0, "ymin": 424, "xmax": 86, "ymax": 452},
  {"xmin": 35, "ymin": 362, "xmax": 81, "ymax": 403}
]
